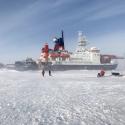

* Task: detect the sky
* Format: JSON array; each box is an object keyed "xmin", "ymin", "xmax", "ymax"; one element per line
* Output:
[{"xmin": 0, "ymin": 0, "xmax": 125, "ymax": 63}]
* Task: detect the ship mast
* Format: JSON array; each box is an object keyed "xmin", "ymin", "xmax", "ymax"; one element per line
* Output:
[{"xmin": 76, "ymin": 31, "xmax": 87, "ymax": 52}]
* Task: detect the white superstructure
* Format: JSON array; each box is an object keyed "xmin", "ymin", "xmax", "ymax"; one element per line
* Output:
[{"xmin": 70, "ymin": 32, "xmax": 101, "ymax": 64}]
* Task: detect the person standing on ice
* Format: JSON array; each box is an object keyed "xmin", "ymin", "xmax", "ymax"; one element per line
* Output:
[
  {"xmin": 49, "ymin": 70, "xmax": 51, "ymax": 76},
  {"xmin": 42, "ymin": 70, "xmax": 45, "ymax": 77}
]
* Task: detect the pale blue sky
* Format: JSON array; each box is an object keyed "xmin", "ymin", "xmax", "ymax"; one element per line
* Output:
[{"xmin": 0, "ymin": 0, "xmax": 125, "ymax": 63}]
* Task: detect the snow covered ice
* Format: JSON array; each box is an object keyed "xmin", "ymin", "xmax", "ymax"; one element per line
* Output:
[{"xmin": 0, "ymin": 62, "xmax": 125, "ymax": 125}]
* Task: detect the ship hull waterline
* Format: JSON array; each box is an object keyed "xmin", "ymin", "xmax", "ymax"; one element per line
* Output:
[{"xmin": 42, "ymin": 63, "xmax": 118, "ymax": 71}]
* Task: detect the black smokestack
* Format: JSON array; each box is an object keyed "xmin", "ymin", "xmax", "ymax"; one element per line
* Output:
[
  {"xmin": 62, "ymin": 30, "xmax": 64, "ymax": 40},
  {"xmin": 61, "ymin": 30, "xmax": 65, "ymax": 49}
]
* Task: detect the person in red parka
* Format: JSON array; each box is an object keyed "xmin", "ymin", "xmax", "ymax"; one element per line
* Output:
[
  {"xmin": 100, "ymin": 69, "xmax": 105, "ymax": 76},
  {"xmin": 97, "ymin": 69, "xmax": 105, "ymax": 77}
]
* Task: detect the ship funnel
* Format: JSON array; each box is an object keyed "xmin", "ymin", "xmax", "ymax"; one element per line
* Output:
[
  {"xmin": 54, "ymin": 30, "xmax": 65, "ymax": 51},
  {"xmin": 61, "ymin": 30, "xmax": 65, "ymax": 49}
]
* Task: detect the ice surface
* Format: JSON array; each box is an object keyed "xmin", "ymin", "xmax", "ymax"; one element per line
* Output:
[{"xmin": 0, "ymin": 67, "xmax": 125, "ymax": 125}]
